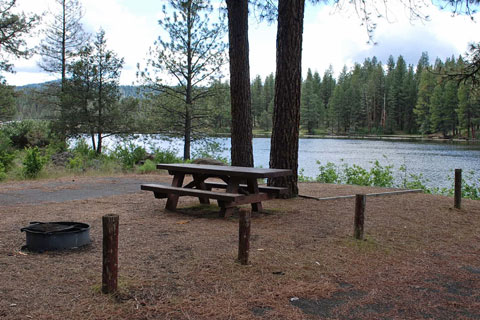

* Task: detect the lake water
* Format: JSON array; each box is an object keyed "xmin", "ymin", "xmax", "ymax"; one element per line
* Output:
[{"xmin": 99, "ymin": 135, "xmax": 480, "ymax": 189}]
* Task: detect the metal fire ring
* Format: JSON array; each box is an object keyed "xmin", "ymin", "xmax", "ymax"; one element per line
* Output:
[{"xmin": 21, "ymin": 221, "xmax": 91, "ymax": 252}]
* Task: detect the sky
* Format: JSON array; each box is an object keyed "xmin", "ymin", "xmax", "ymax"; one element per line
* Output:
[{"xmin": 3, "ymin": 0, "xmax": 480, "ymax": 86}]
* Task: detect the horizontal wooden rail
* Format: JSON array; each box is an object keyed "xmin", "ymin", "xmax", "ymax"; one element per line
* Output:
[{"xmin": 298, "ymin": 189, "xmax": 423, "ymax": 201}]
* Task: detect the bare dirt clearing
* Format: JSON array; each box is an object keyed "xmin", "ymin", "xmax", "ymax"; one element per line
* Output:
[{"xmin": 1, "ymin": 173, "xmax": 479, "ymax": 319}]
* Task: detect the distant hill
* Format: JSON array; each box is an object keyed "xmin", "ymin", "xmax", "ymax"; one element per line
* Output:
[
  {"xmin": 15, "ymin": 82, "xmax": 144, "ymax": 98},
  {"xmin": 16, "ymin": 80, "xmax": 60, "ymax": 90}
]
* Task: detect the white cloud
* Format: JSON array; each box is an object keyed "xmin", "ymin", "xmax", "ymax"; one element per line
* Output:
[
  {"xmin": 3, "ymin": 0, "xmax": 480, "ymax": 85},
  {"xmin": 301, "ymin": 2, "xmax": 480, "ymax": 77},
  {"xmin": 81, "ymin": 0, "xmax": 162, "ymax": 85}
]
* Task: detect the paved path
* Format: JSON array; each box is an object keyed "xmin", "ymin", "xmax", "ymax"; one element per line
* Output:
[{"xmin": 0, "ymin": 177, "xmax": 152, "ymax": 206}]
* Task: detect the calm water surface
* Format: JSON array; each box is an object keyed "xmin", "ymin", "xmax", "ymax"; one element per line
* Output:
[{"xmin": 102, "ymin": 136, "xmax": 480, "ymax": 189}]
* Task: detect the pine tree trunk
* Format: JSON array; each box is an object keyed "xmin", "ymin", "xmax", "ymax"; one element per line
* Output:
[
  {"xmin": 61, "ymin": 0, "xmax": 67, "ymax": 92},
  {"xmin": 227, "ymin": 0, "xmax": 254, "ymax": 167},
  {"xmin": 97, "ymin": 133, "xmax": 103, "ymax": 154},
  {"xmin": 184, "ymin": 4, "xmax": 193, "ymax": 161},
  {"xmin": 184, "ymin": 108, "xmax": 191, "ymax": 160},
  {"xmin": 269, "ymin": 0, "xmax": 305, "ymax": 197},
  {"xmin": 91, "ymin": 133, "xmax": 96, "ymax": 152}
]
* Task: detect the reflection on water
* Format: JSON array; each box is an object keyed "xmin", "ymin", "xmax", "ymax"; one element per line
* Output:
[{"xmin": 98, "ymin": 135, "xmax": 480, "ymax": 189}]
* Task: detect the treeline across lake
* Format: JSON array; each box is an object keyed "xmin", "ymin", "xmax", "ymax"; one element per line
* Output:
[
  {"xmin": 267, "ymin": 52, "xmax": 478, "ymax": 138},
  {"xmin": 12, "ymin": 52, "xmax": 480, "ymax": 141}
]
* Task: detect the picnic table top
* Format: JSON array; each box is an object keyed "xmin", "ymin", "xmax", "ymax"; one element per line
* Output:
[{"xmin": 156, "ymin": 163, "xmax": 292, "ymax": 179}]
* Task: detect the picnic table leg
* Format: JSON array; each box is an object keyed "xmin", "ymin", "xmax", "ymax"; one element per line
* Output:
[
  {"xmin": 247, "ymin": 178, "xmax": 263, "ymax": 212},
  {"xmin": 193, "ymin": 174, "xmax": 210, "ymax": 205},
  {"xmin": 166, "ymin": 172, "xmax": 185, "ymax": 211},
  {"xmin": 219, "ymin": 177, "xmax": 241, "ymax": 218}
]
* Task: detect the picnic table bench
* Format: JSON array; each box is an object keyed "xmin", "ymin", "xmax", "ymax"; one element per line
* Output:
[{"xmin": 141, "ymin": 163, "xmax": 292, "ymax": 217}]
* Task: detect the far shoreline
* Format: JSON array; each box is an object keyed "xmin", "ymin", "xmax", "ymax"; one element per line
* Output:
[{"xmin": 209, "ymin": 132, "xmax": 480, "ymax": 145}]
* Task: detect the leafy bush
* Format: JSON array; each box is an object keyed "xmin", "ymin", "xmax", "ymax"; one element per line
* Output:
[
  {"xmin": 137, "ymin": 159, "xmax": 157, "ymax": 174},
  {"xmin": 344, "ymin": 164, "xmax": 371, "ymax": 186},
  {"xmin": 22, "ymin": 147, "xmax": 46, "ymax": 179},
  {"xmin": 315, "ymin": 161, "xmax": 339, "ymax": 183},
  {"xmin": 0, "ymin": 162, "xmax": 6, "ymax": 181},
  {"xmin": 153, "ymin": 149, "xmax": 182, "ymax": 164},
  {"xmin": 399, "ymin": 165, "xmax": 431, "ymax": 193},
  {"xmin": 456, "ymin": 170, "xmax": 479, "ymax": 200},
  {"xmin": 2, "ymin": 120, "xmax": 53, "ymax": 149},
  {"xmin": 0, "ymin": 131, "xmax": 15, "ymax": 170},
  {"xmin": 71, "ymin": 139, "xmax": 97, "ymax": 159},
  {"xmin": 369, "ymin": 160, "xmax": 394, "ymax": 187},
  {"xmin": 315, "ymin": 159, "xmax": 394, "ymax": 187},
  {"xmin": 113, "ymin": 143, "xmax": 147, "ymax": 169},
  {"xmin": 67, "ymin": 139, "xmax": 103, "ymax": 172},
  {"xmin": 67, "ymin": 156, "xmax": 84, "ymax": 172}
]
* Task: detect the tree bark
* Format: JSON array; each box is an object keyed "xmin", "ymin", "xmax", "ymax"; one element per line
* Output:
[
  {"xmin": 61, "ymin": 0, "xmax": 66, "ymax": 92},
  {"xmin": 102, "ymin": 214, "xmax": 119, "ymax": 294},
  {"xmin": 268, "ymin": 0, "xmax": 305, "ymax": 197},
  {"xmin": 184, "ymin": 3, "xmax": 193, "ymax": 161},
  {"xmin": 97, "ymin": 132, "xmax": 103, "ymax": 154},
  {"xmin": 227, "ymin": 0, "xmax": 254, "ymax": 167},
  {"xmin": 184, "ymin": 108, "xmax": 191, "ymax": 160}
]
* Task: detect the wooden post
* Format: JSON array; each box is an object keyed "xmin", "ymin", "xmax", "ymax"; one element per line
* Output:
[
  {"xmin": 354, "ymin": 194, "xmax": 366, "ymax": 240},
  {"xmin": 455, "ymin": 169, "xmax": 462, "ymax": 209},
  {"xmin": 102, "ymin": 214, "xmax": 119, "ymax": 294},
  {"xmin": 238, "ymin": 209, "xmax": 251, "ymax": 265}
]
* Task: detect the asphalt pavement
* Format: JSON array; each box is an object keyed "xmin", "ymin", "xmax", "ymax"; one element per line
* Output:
[{"xmin": 0, "ymin": 177, "xmax": 148, "ymax": 206}]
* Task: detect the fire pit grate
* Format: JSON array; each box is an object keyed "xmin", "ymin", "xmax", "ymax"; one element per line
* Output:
[{"xmin": 21, "ymin": 221, "xmax": 91, "ymax": 252}]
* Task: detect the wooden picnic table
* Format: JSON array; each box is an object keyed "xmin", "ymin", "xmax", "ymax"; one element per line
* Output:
[{"xmin": 141, "ymin": 163, "xmax": 292, "ymax": 217}]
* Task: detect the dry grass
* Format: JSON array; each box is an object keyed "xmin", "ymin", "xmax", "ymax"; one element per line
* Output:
[{"xmin": 0, "ymin": 174, "xmax": 479, "ymax": 319}]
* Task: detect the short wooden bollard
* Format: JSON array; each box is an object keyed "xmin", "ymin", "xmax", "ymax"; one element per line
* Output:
[
  {"xmin": 102, "ymin": 214, "xmax": 119, "ymax": 294},
  {"xmin": 238, "ymin": 210, "xmax": 251, "ymax": 265},
  {"xmin": 454, "ymin": 169, "xmax": 462, "ymax": 209},
  {"xmin": 354, "ymin": 194, "xmax": 366, "ymax": 240}
]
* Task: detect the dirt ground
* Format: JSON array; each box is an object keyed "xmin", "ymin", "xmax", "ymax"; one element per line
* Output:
[{"xmin": 0, "ymin": 173, "xmax": 479, "ymax": 319}]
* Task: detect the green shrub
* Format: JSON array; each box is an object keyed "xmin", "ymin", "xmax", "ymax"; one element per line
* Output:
[
  {"xmin": 44, "ymin": 139, "xmax": 68, "ymax": 159},
  {"xmin": 0, "ymin": 162, "xmax": 6, "ymax": 181},
  {"xmin": 137, "ymin": 159, "xmax": 157, "ymax": 174},
  {"xmin": 344, "ymin": 164, "xmax": 371, "ymax": 186},
  {"xmin": 399, "ymin": 165, "xmax": 431, "ymax": 192},
  {"xmin": 0, "ymin": 131, "xmax": 15, "ymax": 170},
  {"xmin": 2, "ymin": 120, "xmax": 52, "ymax": 149},
  {"xmin": 315, "ymin": 159, "xmax": 394, "ymax": 187},
  {"xmin": 66, "ymin": 139, "xmax": 100, "ymax": 172},
  {"xmin": 22, "ymin": 147, "xmax": 46, "ymax": 179},
  {"xmin": 369, "ymin": 160, "xmax": 394, "ymax": 187},
  {"xmin": 67, "ymin": 156, "xmax": 84, "ymax": 172},
  {"xmin": 315, "ymin": 161, "xmax": 339, "ymax": 183},
  {"xmin": 462, "ymin": 179, "xmax": 480, "ymax": 200},
  {"xmin": 71, "ymin": 139, "xmax": 97, "ymax": 159},
  {"xmin": 458, "ymin": 170, "xmax": 479, "ymax": 200},
  {"xmin": 153, "ymin": 149, "xmax": 182, "ymax": 164},
  {"xmin": 113, "ymin": 143, "xmax": 147, "ymax": 169}
]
